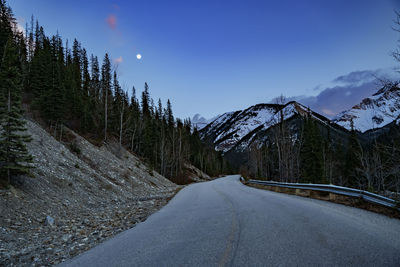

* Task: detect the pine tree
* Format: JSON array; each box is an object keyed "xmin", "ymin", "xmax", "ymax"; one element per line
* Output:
[
  {"xmin": 101, "ymin": 53, "xmax": 112, "ymax": 141},
  {"xmin": 165, "ymin": 99, "xmax": 174, "ymax": 128},
  {"xmin": 80, "ymin": 48, "xmax": 93, "ymax": 132},
  {"xmin": 0, "ymin": 0, "xmax": 13, "ymax": 69},
  {"xmin": 0, "ymin": 38, "xmax": 33, "ymax": 185},
  {"xmin": 344, "ymin": 120, "xmax": 361, "ymax": 187},
  {"xmin": 111, "ymin": 70, "xmax": 122, "ymax": 130},
  {"xmin": 141, "ymin": 82, "xmax": 150, "ymax": 119},
  {"xmin": 300, "ymin": 114, "xmax": 324, "ymax": 183},
  {"xmin": 47, "ymin": 34, "xmax": 65, "ymax": 127}
]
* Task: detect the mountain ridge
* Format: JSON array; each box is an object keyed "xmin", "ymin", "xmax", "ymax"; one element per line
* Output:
[
  {"xmin": 200, "ymin": 101, "xmax": 336, "ymax": 153},
  {"xmin": 333, "ymin": 85, "xmax": 400, "ymax": 133},
  {"xmin": 200, "ymin": 85, "xmax": 399, "ymax": 155}
]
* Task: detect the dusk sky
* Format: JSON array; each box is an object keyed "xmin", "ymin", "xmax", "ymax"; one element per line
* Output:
[{"xmin": 10, "ymin": 0, "xmax": 400, "ymax": 119}]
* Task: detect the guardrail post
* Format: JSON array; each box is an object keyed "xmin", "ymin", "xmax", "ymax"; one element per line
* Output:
[{"xmin": 295, "ymin": 188, "xmax": 301, "ymax": 196}]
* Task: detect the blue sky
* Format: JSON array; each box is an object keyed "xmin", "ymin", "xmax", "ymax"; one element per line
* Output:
[{"xmin": 10, "ymin": 0, "xmax": 400, "ymax": 119}]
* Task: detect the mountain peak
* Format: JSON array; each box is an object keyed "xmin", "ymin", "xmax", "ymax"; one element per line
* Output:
[
  {"xmin": 333, "ymin": 85, "xmax": 400, "ymax": 132},
  {"xmin": 200, "ymin": 101, "xmax": 327, "ymax": 153},
  {"xmin": 192, "ymin": 114, "xmax": 220, "ymax": 130}
]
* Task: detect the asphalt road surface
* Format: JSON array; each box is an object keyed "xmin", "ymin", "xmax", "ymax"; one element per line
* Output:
[{"xmin": 61, "ymin": 175, "xmax": 400, "ymax": 266}]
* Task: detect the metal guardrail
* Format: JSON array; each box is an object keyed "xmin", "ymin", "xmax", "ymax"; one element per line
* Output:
[{"xmin": 245, "ymin": 179, "xmax": 400, "ymax": 211}]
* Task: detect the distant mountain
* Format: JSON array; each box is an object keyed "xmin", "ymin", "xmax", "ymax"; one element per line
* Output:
[
  {"xmin": 192, "ymin": 114, "xmax": 219, "ymax": 130},
  {"xmin": 332, "ymin": 85, "xmax": 400, "ymax": 133},
  {"xmin": 200, "ymin": 101, "xmax": 338, "ymax": 154},
  {"xmin": 201, "ymin": 85, "xmax": 400, "ymax": 157}
]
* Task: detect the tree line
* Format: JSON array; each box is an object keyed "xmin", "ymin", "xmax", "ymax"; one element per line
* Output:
[
  {"xmin": 243, "ymin": 99, "xmax": 400, "ymax": 194},
  {"xmin": 0, "ymin": 0, "xmax": 230, "ymax": 186}
]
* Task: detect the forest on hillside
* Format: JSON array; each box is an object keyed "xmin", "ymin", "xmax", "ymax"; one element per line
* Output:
[
  {"xmin": 0, "ymin": 0, "xmax": 231, "ymax": 186},
  {"xmin": 240, "ymin": 108, "xmax": 400, "ymax": 195}
]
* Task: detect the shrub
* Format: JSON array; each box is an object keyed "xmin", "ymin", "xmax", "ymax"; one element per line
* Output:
[{"xmin": 69, "ymin": 141, "xmax": 81, "ymax": 155}]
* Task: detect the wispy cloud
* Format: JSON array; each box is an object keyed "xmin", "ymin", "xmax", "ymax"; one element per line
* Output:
[
  {"xmin": 114, "ymin": 56, "xmax": 123, "ymax": 64},
  {"xmin": 333, "ymin": 70, "xmax": 377, "ymax": 85},
  {"xmin": 285, "ymin": 68, "xmax": 400, "ymax": 118},
  {"xmin": 106, "ymin": 14, "xmax": 117, "ymax": 30}
]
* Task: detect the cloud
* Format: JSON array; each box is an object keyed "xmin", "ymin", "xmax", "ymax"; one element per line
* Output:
[
  {"xmin": 106, "ymin": 14, "xmax": 117, "ymax": 30},
  {"xmin": 112, "ymin": 4, "xmax": 120, "ymax": 10},
  {"xmin": 114, "ymin": 56, "xmax": 123, "ymax": 64},
  {"xmin": 292, "ymin": 68, "xmax": 400, "ymax": 118},
  {"xmin": 297, "ymin": 81, "xmax": 380, "ymax": 118},
  {"xmin": 333, "ymin": 70, "xmax": 376, "ymax": 85},
  {"xmin": 321, "ymin": 109, "xmax": 336, "ymax": 116}
]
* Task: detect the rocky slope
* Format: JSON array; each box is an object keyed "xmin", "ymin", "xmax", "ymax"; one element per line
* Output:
[
  {"xmin": 0, "ymin": 119, "xmax": 179, "ymax": 266},
  {"xmin": 333, "ymin": 85, "xmax": 400, "ymax": 133}
]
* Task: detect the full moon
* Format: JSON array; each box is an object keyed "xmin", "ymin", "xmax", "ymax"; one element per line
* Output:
[{"xmin": 136, "ymin": 54, "xmax": 142, "ymax": 60}]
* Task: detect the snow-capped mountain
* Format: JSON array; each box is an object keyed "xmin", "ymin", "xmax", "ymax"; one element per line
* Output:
[
  {"xmin": 191, "ymin": 114, "xmax": 219, "ymax": 130},
  {"xmin": 199, "ymin": 85, "xmax": 400, "ymax": 169},
  {"xmin": 333, "ymin": 85, "xmax": 400, "ymax": 133},
  {"xmin": 200, "ymin": 101, "xmax": 330, "ymax": 153}
]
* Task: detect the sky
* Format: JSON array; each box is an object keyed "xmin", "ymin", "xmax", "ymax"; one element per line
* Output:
[{"xmin": 10, "ymin": 0, "xmax": 400, "ymax": 119}]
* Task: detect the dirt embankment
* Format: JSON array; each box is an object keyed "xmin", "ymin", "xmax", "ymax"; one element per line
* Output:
[{"xmin": 0, "ymin": 120, "xmax": 179, "ymax": 266}]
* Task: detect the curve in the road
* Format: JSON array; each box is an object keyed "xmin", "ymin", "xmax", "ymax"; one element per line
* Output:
[{"xmin": 60, "ymin": 175, "xmax": 400, "ymax": 267}]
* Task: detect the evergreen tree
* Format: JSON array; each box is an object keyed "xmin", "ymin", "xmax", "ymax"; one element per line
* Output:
[
  {"xmin": 80, "ymin": 48, "xmax": 93, "ymax": 132},
  {"xmin": 47, "ymin": 34, "xmax": 65, "ymax": 126},
  {"xmin": 0, "ymin": 0, "xmax": 13, "ymax": 69},
  {"xmin": 101, "ymin": 53, "xmax": 112, "ymax": 141},
  {"xmin": 141, "ymin": 82, "xmax": 150, "ymax": 118},
  {"xmin": 300, "ymin": 114, "xmax": 324, "ymax": 183},
  {"xmin": 0, "ymin": 38, "xmax": 33, "ymax": 185},
  {"xmin": 111, "ymin": 70, "xmax": 122, "ymax": 130},
  {"xmin": 165, "ymin": 99, "xmax": 174, "ymax": 128},
  {"xmin": 90, "ymin": 54, "xmax": 100, "ymax": 100},
  {"xmin": 344, "ymin": 120, "xmax": 361, "ymax": 187}
]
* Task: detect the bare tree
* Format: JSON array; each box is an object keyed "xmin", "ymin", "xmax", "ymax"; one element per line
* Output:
[
  {"xmin": 272, "ymin": 95, "xmax": 299, "ymax": 182},
  {"xmin": 392, "ymin": 10, "xmax": 400, "ymax": 63}
]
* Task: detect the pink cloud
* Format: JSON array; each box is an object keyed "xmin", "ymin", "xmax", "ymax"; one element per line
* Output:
[
  {"xmin": 114, "ymin": 56, "xmax": 123, "ymax": 64},
  {"xmin": 112, "ymin": 4, "xmax": 120, "ymax": 10},
  {"xmin": 321, "ymin": 109, "xmax": 335, "ymax": 116},
  {"xmin": 106, "ymin": 14, "xmax": 117, "ymax": 30}
]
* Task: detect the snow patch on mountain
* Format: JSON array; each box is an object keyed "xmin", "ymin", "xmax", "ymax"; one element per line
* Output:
[
  {"xmin": 215, "ymin": 105, "xmax": 277, "ymax": 152},
  {"xmin": 333, "ymin": 86, "xmax": 400, "ymax": 132},
  {"xmin": 202, "ymin": 102, "xmax": 315, "ymax": 153}
]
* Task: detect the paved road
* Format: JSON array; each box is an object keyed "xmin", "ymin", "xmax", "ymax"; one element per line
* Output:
[{"xmin": 61, "ymin": 175, "xmax": 400, "ymax": 266}]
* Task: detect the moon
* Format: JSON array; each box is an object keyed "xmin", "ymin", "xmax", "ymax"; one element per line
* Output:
[{"xmin": 136, "ymin": 54, "xmax": 142, "ymax": 60}]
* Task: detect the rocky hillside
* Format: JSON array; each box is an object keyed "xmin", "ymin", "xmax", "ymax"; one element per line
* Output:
[
  {"xmin": 0, "ymin": 119, "xmax": 179, "ymax": 266},
  {"xmin": 333, "ymin": 85, "xmax": 400, "ymax": 133}
]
